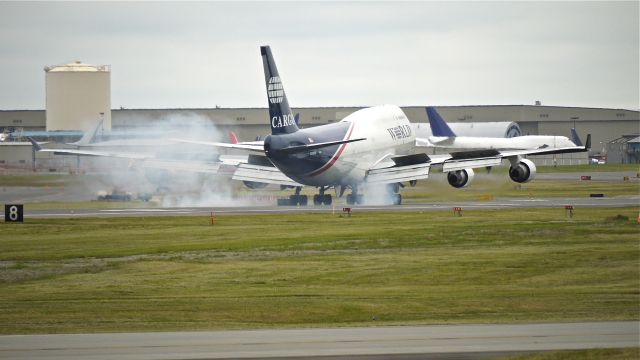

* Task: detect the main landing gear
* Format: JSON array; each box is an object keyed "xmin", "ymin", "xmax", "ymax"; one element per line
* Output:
[
  {"xmin": 345, "ymin": 183, "xmax": 402, "ymax": 205},
  {"xmin": 345, "ymin": 184, "xmax": 364, "ymax": 205},
  {"xmin": 278, "ymin": 182, "xmax": 405, "ymax": 206},
  {"xmin": 279, "ymin": 186, "xmax": 332, "ymax": 206},
  {"xmin": 278, "ymin": 186, "xmax": 308, "ymax": 206},
  {"xmin": 386, "ymin": 183, "xmax": 402, "ymax": 205},
  {"xmin": 313, "ymin": 186, "xmax": 332, "ymax": 206}
]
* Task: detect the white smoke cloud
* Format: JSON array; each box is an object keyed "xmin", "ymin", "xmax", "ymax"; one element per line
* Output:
[{"xmin": 81, "ymin": 113, "xmax": 260, "ymax": 208}]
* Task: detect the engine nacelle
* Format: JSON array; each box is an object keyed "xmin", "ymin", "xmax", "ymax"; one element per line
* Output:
[
  {"xmin": 509, "ymin": 159, "xmax": 537, "ymax": 183},
  {"xmin": 447, "ymin": 169, "xmax": 475, "ymax": 188},
  {"xmin": 243, "ymin": 181, "xmax": 268, "ymax": 190}
]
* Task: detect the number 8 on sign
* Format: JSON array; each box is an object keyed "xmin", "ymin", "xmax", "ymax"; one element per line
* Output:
[{"xmin": 5, "ymin": 204, "xmax": 23, "ymax": 222}]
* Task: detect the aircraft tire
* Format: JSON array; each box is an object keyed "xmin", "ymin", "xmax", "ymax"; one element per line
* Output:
[
  {"xmin": 299, "ymin": 195, "xmax": 308, "ymax": 206},
  {"xmin": 323, "ymin": 194, "xmax": 332, "ymax": 205},
  {"xmin": 277, "ymin": 198, "xmax": 290, "ymax": 206},
  {"xmin": 346, "ymin": 194, "xmax": 355, "ymax": 205}
]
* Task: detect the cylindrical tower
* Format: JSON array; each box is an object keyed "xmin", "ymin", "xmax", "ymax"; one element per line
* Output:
[{"xmin": 45, "ymin": 61, "xmax": 111, "ymax": 131}]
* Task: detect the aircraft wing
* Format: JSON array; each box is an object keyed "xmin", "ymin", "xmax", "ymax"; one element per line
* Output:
[
  {"xmin": 232, "ymin": 163, "xmax": 301, "ymax": 187},
  {"xmin": 28, "ymin": 144, "xmax": 154, "ymax": 160},
  {"xmin": 498, "ymin": 138, "xmax": 590, "ymax": 158},
  {"xmin": 132, "ymin": 159, "xmax": 221, "ymax": 174},
  {"xmin": 170, "ymin": 138, "xmax": 265, "ymax": 152},
  {"xmin": 427, "ymin": 136, "xmax": 590, "ymax": 172},
  {"xmin": 366, "ymin": 153, "xmax": 431, "ymax": 183},
  {"xmin": 28, "ymin": 137, "xmax": 223, "ymax": 174},
  {"xmin": 46, "ymin": 149, "xmax": 152, "ymax": 159}
]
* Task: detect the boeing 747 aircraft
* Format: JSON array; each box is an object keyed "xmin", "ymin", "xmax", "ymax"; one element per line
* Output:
[
  {"xmin": 176, "ymin": 46, "xmax": 589, "ymax": 205},
  {"xmin": 30, "ymin": 45, "xmax": 589, "ymax": 205}
]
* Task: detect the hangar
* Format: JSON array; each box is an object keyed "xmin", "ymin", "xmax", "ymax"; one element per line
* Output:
[
  {"xmin": 1, "ymin": 104, "xmax": 639, "ymax": 170},
  {"xmin": 0, "ymin": 60, "xmax": 638, "ymax": 169}
]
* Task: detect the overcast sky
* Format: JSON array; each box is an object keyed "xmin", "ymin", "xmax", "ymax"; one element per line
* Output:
[{"xmin": 1, "ymin": 1, "xmax": 638, "ymax": 110}]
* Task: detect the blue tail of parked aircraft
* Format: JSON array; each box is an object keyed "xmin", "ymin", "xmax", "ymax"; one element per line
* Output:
[
  {"xmin": 261, "ymin": 46, "xmax": 299, "ymax": 135},
  {"xmin": 426, "ymin": 107, "xmax": 456, "ymax": 137},
  {"xmin": 570, "ymin": 128, "xmax": 583, "ymax": 147}
]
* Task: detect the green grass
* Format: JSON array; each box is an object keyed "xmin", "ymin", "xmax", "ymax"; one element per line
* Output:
[
  {"xmin": 536, "ymin": 164, "xmax": 640, "ymax": 173},
  {"xmin": 0, "ymin": 174, "xmax": 76, "ymax": 187},
  {"xmin": 0, "ymin": 207, "xmax": 638, "ymax": 334},
  {"xmin": 496, "ymin": 348, "xmax": 639, "ymax": 360},
  {"xmin": 400, "ymin": 177, "xmax": 639, "ymax": 202}
]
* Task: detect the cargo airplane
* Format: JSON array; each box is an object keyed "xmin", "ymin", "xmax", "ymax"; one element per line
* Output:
[
  {"xmin": 173, "ymin": 46, "xmax": 589, "ymax": 205},
  {"xmin": 29, "ymin": 46, "xmax": 589, "ymax": 205}
]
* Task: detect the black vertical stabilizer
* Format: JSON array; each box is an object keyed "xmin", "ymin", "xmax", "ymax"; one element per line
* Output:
[{"xmin": 261, "ymin": 46, "xmax": 299, "ymax": 135}]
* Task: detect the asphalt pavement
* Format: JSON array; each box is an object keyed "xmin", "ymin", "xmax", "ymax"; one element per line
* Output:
[{"xmin": 0, "ymin": 321, "xmax": 637, "ymax": 360}]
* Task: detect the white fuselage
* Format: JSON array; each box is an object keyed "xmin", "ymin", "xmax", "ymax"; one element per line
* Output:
[
  {"xmin": 296, "ymin": 105, "xmax": 415, "ymax": 187},
  {"xmin": 428, "ymin": 135, "xmax": 577, "ymax": 151}
]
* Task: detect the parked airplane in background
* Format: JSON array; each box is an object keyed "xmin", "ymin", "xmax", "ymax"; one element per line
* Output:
[
  {"xmin": 424, "ymin": 107, "xmax": 585, "ymax": 152},
  {"xmin": 420, "ymin": 106, "xmax": 590, "ymax": 188},
  {"xmin": 175, "ymin": 45, "xmax": 590, "ymax": 205}
]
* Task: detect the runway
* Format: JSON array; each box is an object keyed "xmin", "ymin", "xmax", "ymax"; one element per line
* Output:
[
  {"xmin": 3, "ymin": 170, "xmax": 638, "ymax": 219},
  {"xmin": 22, "ymin": 195, "xmax": 640, "ymax": 218},
  {"xmin": 0, "ymin": 321, "xmax": 637, "ymax": 360}
]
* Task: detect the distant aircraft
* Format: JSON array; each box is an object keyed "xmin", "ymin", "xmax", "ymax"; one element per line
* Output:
[
  {"xmin": 174, "ymin": 46, "xmax": 589, "ymax": 205},
  {"xmin": 420, "ymin": 106, "xmax": 590, "ymax": 187}
]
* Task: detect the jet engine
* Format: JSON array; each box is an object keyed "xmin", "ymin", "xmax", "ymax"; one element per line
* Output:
[
  {"xmin": 243, "ymin": 181, "xmax": 268, "ymax": 189},
  {"xmin": 509, "ymin": 159, "xmax": 537, "ymax": 183},
  {"xmin": 447, "ymin": 169, "xmax": 475, "ymax": 188}
]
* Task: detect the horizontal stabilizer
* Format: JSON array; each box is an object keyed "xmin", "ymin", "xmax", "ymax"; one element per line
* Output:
[
  {"xmin": 278, "ymin": 138, "xmax": 366, "ymax": 154},
  {"xmin": 171, "ymin": 138, "xmax": 265, "ymax": 152}
]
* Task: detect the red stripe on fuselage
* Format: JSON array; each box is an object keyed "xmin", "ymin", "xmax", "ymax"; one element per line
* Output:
[{"xmin": 308, "ymin": 122, "xmax": 355, "ymax": 177}]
